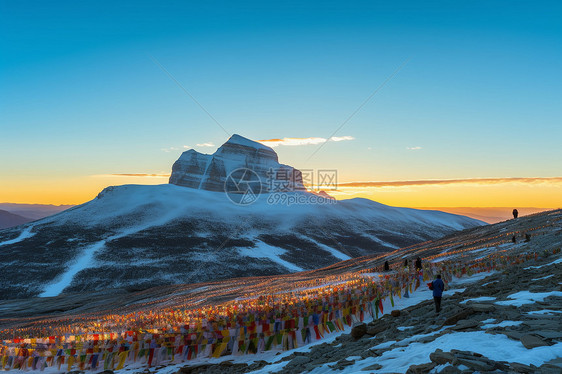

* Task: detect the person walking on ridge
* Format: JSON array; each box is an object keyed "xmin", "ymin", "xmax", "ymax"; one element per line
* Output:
[
  {"xmin": 432, "ymin": 274, "xmax": 445, "ymax": 313},
  {"xmin": 513, "ymin": 208, "xmax": 518, "ymax": 219}
]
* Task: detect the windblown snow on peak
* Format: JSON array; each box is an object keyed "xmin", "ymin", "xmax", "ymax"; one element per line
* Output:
[{"xmin": 169, "ymin": 134, "xmax": 305, "ymax": 192}]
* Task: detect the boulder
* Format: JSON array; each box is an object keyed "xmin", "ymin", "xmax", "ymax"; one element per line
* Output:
[
  {"xmin": 418, "ymin": 334, "xmax": 438, "ymax": 343},
  {"xmin": 351, "ymin": 323, "xmax": 367, "ymax": 340},
  {"xmin": 406, "ymin": 362, "xmax": 437, "ymax": 374},
  {"xmin": 361, "ymin": 363, "xmax": 383, "ymax": 371},
  {"xmin": 365, "ymin": 320, "xmax": 387, "ymax": 335},
  {"xmin": 450, "ymin": 319, "xmax": 479, "ymax": 331},
  {"xmin": 438, "ymin": 366, "xmax": 462, "ymax": 374},
  {"xmin": 522, "ymin": 319, "xmax": 556, "ymax": 329},
  {"xmin": 391, "ymin": 310, "xmax": 401, "ymax": 317},
  {"xmin": 509, "ymin": 362, "xmax": 538, "ymax": 373},
  {"xmin": 501, "ymin": 330, "xmax": 525, "ymax": 340},
  {"xmin": 430, "ymin": 349, "xmax": 456, "ymax": 365},
  {"xmin": 520, "ymin": 334, "xmax": 550, "ymax": 349},
  {"xmin": 534, "ymin": 330, "xmax": 562, "ymax": 339},
  {"xmin": 456, "ymin": 357, "xmax": 497, "ymax": 372},
  {"xmin": 442, "ymin": 309, "xmax": 475, "ymax": 326},
  {"xmin": 366, "ymin": 323, "xmax": 387, "ymax": 336},
  {"xmin": 450, "ymin": 349, "xmax": 483, "ymax": 357}
]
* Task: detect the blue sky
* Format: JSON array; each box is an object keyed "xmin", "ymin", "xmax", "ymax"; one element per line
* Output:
[{"xmin": 1, "ymin": 1, "xmax": 561, "ymax": 205}]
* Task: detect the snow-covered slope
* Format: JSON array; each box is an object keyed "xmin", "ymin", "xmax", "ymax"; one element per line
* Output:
[{"xmin": 0, "ymin": 135, "xmax": 484, "ymax": 299}]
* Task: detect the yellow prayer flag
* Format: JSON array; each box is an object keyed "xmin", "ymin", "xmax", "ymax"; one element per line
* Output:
[
  {"xmin": 212, "ymin": 343, "xmax": 227, "ymax": 358},
  {"xmin": 116, "ymin": 351, "xmax": 128, "ymax": 370},
  {"xmin": 67, "ymin": 355, "xmax": 75, "ymax": 371}
]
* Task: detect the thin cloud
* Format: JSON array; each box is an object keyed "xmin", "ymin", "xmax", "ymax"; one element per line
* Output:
[
  {"xmin": 259, "ymin": 136, "xmax": 355, "ymax": 147},
  {"xmin": 407, "ymin": 146, "xmax": 422, "ymax": 150},
  {"xmin": 338, "ymin": 177, "xmax": 562, "ymax": 188},
  {"xmin": 331, "ymin": 136, "xmax": 355, "ymax": 142},
  {"xmin": 196, "ymin": 142, "xmax": 215, "ymax": 147}
]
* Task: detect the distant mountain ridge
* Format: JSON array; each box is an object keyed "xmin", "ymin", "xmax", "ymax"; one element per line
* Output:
[
  {"xmin": 0, "ymin": 135, "xmax": 485, "ymax": 300},
  {"xmin": 0, "ymin": 210, "xmax": 33, "ymax": 230},
  {"xmin": 0, "ymin": 203, "xmax": 73, "ymax": 221},
  {"xmin": 417, "ymin": 207, "xmax": 552, "ymax": 224}
]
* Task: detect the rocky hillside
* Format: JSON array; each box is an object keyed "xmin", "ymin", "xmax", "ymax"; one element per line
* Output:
[
  {"xmin": 0, "ymin": 210, "xmax": 559, "ymax": 374},
  {"xmin": 165, "ymin": 210, "xmax": 562, "ymax": 374},
  {"xmin": 220, "ymin": 253, "xmax": 561, "ymax": 374}
]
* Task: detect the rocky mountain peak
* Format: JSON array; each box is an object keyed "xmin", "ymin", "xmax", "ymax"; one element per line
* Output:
[{"xmin": 169, "ymin": 134, "xmax": 305, "ymax": 192}]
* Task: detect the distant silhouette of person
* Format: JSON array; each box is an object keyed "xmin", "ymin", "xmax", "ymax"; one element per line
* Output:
[
  {"xmin": 525, "ymin": 233, "xmax": 531, "ymax": 242},
  {"xmin": 404, "ymin": 259, "xmax": 408, "ymax": 268},
  {"xmin": 384, "ymin": 261, "xmax": 390, "ymax": 272},
  {"xmin": 513, "ymin": 209, "xmax": 518, "ymax": 219},
  {"xmin": 512, "ymin": 235, "xmax": 517, "ymax": 244},
  {"xmin": 415, "ymin": 257, "xmax": 422, "ymax": 271},
  {"xmin": 432, "ymin": 274, "xmax": 445, "ymax": 313}
]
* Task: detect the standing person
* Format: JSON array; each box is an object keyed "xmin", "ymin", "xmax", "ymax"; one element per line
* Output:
[
  {"xmin": 432, "ymin": 275, "xmax": 445, "ymax": 313},
  {"xmin": 404, "ymin": 259, "xmax": 408, "ymax": 269},
  {"xmin": 384, "ymin": 261, "xmax": 390, "ymax": 271},
  {"xmin": 415, "ymin": 257, "xmax": 422, "ymax": 271},
  {"xmin": 513, "ymin": 209, "xmax": 518, "ymax": 219}
]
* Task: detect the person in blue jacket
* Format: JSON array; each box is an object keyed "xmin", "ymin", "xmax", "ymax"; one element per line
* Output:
[{"xmin": 432, "ymin": 274, "xmax": 445, "ymax": 313}]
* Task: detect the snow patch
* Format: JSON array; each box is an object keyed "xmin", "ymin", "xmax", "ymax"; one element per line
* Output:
[
  {"xmin": 0, "ymin": 226, "xmax": 35, "ymax": 247},
  {"xmin": 361, "ymin": 233, "xmax": 399, "ymax": 249},
  {"xmin": 524, "ymin": 309, "xmax": 562, "ymax": 315},
  {"xmin": 481, "ymin": 320, "xmax": 523, "ymax": 329},
  {"xmin": 351, "ymin": 332, "xmax": 562, "ymax": 373},
  {"xmin": 524, "ymin": 256, "xmax": 562, "ymax": 270},
  {"xmin": 304, "ymin": 237, "xmax": 351, "ymax": 261},
  {"xmin": 495, "ymin": 291, "xmax": 562, "ymax": 307},
  {"xmin": 397, "ymin": 326, "xmax": 414, "ymax": 331},
  {"xmin": 532, "ymin": 274, "xmax": 554, "ymax": 281},
  {"xmin": 40, "ymin": 241, "xmax": 106, "ymax": 297},
  {"xmin": 237, "ymin": 241, "xmax": 304, "ymax": 272}
]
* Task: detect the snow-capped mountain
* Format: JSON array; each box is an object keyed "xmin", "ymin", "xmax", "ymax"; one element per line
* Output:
[
  {"xmin": 170, "ymin": 134, "xmax": 305, "ymax": 192},
  {"xmin": 0, "ymin": 135, "xmax": 485, "ymax": 300}
]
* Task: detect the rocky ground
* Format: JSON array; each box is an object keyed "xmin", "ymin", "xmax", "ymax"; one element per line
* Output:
[
  {"xmin": 169, "ymin": 251, "xmax": 562, "ymax": 374},
  {"xmin": 2, "ymin": 211, "xmax": 560, "ymax": 373}
]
